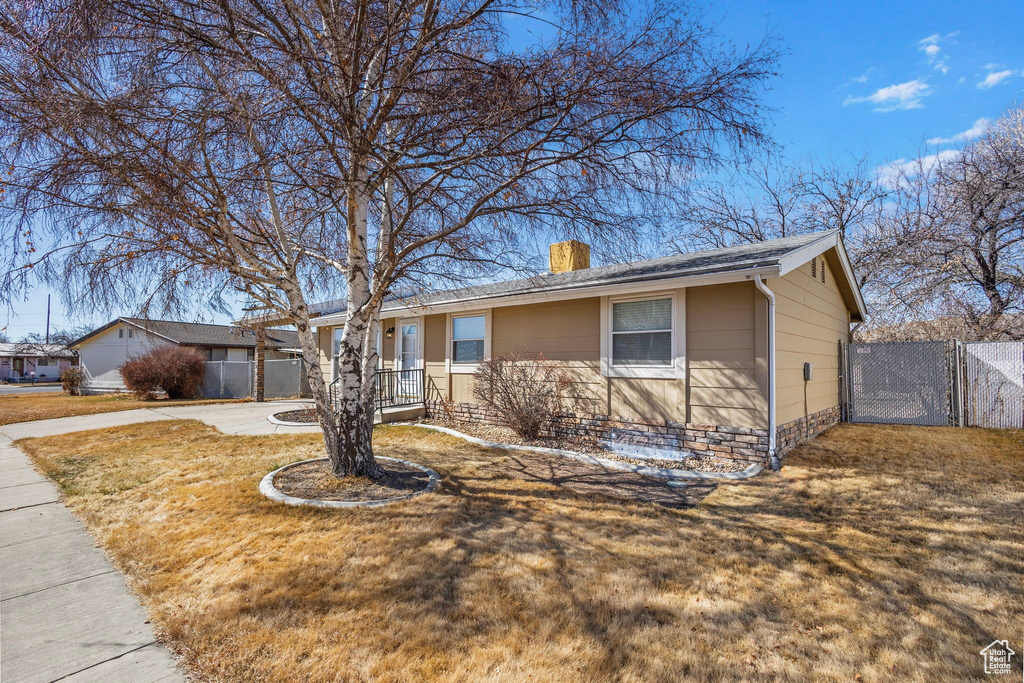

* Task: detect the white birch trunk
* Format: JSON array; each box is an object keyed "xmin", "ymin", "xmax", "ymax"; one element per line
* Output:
[{"xmin": 331, "ymin": 168, "xmax": 385, "ymax": 479}]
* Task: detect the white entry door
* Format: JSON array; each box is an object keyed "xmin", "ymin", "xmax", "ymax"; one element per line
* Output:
[{"xmin": 396, "ymin": 319, "xmax": 421, "ymax": 396}]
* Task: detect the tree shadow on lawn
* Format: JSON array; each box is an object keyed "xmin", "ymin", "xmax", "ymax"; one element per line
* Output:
[
  {"xmin": 21, "ymin": 421, "xmax": 1024, "ymax": 681},
  {"xmin": 210, "ymin": 426, "xmax": 1024, "ymax": 681}
]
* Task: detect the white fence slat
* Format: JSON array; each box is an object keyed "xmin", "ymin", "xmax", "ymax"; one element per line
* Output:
[{"xmin": 964, "ymin": 342, "xmax": 1024, "ymax": 429}]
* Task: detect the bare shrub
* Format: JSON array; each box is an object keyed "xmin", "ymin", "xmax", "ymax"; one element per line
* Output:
[
  {"xmin": 120, "ymin": 345, "xmax": 206, "ymax": 400},
  {"xmin": 472, "ymin": 352, "xmax": 578, "ymax": 440},
  {"xmin": 59, "ymin": 366, "xmax": 85, "ymax": 396}
]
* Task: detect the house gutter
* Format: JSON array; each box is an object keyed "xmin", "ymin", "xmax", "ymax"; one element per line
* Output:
[
  {"xmin": 753, "ymin": 275, "xmax": 780, "ymax": 471},
  {"xmin": 305, "ymin": 262, "xmax": 783, "ymax": 328}
]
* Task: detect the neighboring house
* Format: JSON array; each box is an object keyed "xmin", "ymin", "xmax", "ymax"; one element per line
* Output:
[
  {"xmin": 71, "ymin": 318, "xmax": 301, "ymax": 393},
  {"xmin": 308, "ymin": 230, "xmax": 867, "ymax": 466},
  {"xmin": 0, "ymin": 343, "xmax": 77, "ymax": 383}
]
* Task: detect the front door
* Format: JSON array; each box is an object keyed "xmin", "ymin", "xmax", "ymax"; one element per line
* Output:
[
  {"xmin": 396, "ymin": 319, "xmax": 420, "ymax": 397},
  {"xmin": 12, "ymin": 358, "xmax": 23, "ymax": 378}
]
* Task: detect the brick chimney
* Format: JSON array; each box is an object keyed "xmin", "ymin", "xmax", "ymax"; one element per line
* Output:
[{"xmin": 549, "ymin": 240, "xmax": 591, "ymax": 273}]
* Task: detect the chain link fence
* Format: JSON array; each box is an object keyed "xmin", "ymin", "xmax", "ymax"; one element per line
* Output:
[
  {"xmin": 202, "ymin": 359, "xmax": 311, "ymax": 400},
  {"xmin": 963, "ymin": 342, "xmax": 1024, "ymax": 429},
  {"xmin": 842, "ymin": 340, "xmax": 1023, "ymax": 428}
]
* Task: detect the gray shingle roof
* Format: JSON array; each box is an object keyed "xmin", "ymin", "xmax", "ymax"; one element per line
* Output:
[
  {"xmin": 72, "ymin": 319, "xmax": 300, "ymax": 349},
  {"xmin": 312, "ymin": 231, "xmax": 836, "ymax": 318},
  {"xmin": 0, "ymin": 342, "xmax": 77, "ymax": 359}
]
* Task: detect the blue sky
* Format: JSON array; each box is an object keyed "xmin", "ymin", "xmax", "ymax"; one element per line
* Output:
[
  {"xmin": 720, "ymin": 0, "xmax": 1024, "ymax": 165},
  {"xmin": 4, "ymin": 0, "xmax": 1023, "ymax": 339}
]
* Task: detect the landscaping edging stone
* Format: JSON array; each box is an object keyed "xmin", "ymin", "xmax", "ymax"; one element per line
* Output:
[
  {"xmin": 267, "ymin": 411, "xmax": 318, "ymax": 427},
  {"xmin": 402, "ymin": 423, "xmax": 763, "ymax": 481},
  {"xmin": 260, "ymin": 457, "xmax": 441, "ymax": 509}
]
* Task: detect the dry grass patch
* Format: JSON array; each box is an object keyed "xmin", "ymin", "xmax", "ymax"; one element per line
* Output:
[
  {"xmin": 18, "ymin": 422, "xmax": 1024, "ymax": 682},
  {"xmin": 0, "ymin": 392, "xmax": 242, "ymax": 425}
]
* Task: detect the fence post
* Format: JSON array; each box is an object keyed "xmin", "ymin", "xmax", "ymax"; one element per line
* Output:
[
  {"xmin": 253, "ymin": 330, "xmax": 265, "ymax": 402},
  {"xmin": 953, "ymin": 341, "xmax": 964, "ymax": 427},
  {"xmin": 838, "ymin": 340, "xmax": 847, "ymax": 423}
]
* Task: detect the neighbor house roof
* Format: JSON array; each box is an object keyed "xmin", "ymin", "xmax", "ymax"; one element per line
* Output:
[
  {"xmin": 0, "ymin": 342, "xmax": 77, "ymax": 359},
  {"xmin": 308, "ymin": 230, "xmax": 867, "ymax": 325},
  {"xmin": 71, "ymin": 318, "xmax": 300, "ymax": 350}
]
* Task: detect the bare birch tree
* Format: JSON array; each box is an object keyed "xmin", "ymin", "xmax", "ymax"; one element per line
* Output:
[
  {"xmin": 0, "ymin": 0, "xmax": 776, "ymax": 477},
  {"xmin": 869, "ymin": 107, "xmax": 1024, "ymax": 340}
]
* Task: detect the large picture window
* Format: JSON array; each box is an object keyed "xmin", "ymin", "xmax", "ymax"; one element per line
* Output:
[
  {"xmin": 611, "ymin": 297, "xmax": 673, "ymax": 367},
  {"xmin": 452, "ymin": 315, "xmax": 486, "ymax": 364}
]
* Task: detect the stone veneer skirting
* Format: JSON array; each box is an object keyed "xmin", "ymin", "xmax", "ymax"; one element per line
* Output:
[
  {"xmin": 775, "ymin": 404, "xmax": 841, "ymax": 457},
  {"xmin": 426, "ymin": 400, "xmax": 842, "ymax": 466}
]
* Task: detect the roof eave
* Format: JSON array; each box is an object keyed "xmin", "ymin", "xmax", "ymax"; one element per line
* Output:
[
  {"xmin": 775, "ymin": 231, "xmax": 867, "ymax": 322},
  {"xmin": 311, "ymin": 261, "xmax": 785, "ymax": 326}
]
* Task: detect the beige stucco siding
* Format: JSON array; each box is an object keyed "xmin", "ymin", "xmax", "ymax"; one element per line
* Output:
[
  {"xmin": 423, "ymin": 314, "xmax": 448, "ymax": 401},
  {"xmin": 491, "ymin": 298, "xmax": 601, "ymax": 360},
  {"xmin": 770, "ymin": 251, "xmax": 851, "ymax": 425},
  {"xmin": 380, "ymin": 317, "xmax": 397, "ymax": 371},
  {"xmin": 491, "ymin": 298, "xmax": 605, "ymax": 412},
  {"xmin": 686, "ymin": 282, "xmax": 767, "ymax": 430}
]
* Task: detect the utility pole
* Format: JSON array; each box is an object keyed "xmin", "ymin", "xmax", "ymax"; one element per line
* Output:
[{"xmin": 45, "ymin": 294, "xmax": 50, "ymax": 345}]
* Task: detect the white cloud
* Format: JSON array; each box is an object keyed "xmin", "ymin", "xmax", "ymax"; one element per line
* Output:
[
  {"xmin": 877, "ymin": 150, "xmax": 960, "ymax": 189},
  {"xmin": 844, "ymin": 80, "xmax": 932, "ymax": 112},
  {"xmin": 918, "ymin": 33, "xmax": 953, "ymax": 74},
  {"xmin": 926, "ymin": 117, "xmax": 991, "ymax": 144},
  {"xmin": 977, "ymin": 69, "xmax": 1015, "ymax": 89}
]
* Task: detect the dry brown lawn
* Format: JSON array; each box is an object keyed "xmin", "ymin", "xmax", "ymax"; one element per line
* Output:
[
  {"xmin": 0, "ymin": 392, "xmax": 242, "ymax": 425},
  {"xmin": 18, "ymin": 422, "xmax": 1024, "ymax": 682}
]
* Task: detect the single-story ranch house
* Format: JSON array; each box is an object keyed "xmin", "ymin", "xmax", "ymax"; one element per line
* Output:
[
  {"xmin": 308, "ymin": 230, "xmax": 866, "ymax": 467},
  {"xmin": 0, "ymin": 342, "xmax": 77, "ymax": 383},
  {"xmin": 71, "ymin": 318, "xmax": 301, "ymax": 393}
]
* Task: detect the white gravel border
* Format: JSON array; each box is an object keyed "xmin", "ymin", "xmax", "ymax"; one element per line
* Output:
[
  {"xmin": 266, "ymin": 404, "xmax": 319, "ymax": 427},
  {"xmin": 260, "ymin": 456, "xmax": 441, "ymax": 509},
  {"xmin": 267, "ymin": 412, "xmax": 318, "ymax": 427},
  {"xmin": 398, "ymin": 423, "xmax": 762, "ymax": 481}
]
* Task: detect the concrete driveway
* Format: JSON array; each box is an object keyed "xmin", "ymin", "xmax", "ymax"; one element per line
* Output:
[{"xmin": 0, "ymin": 400, "xmax": 319, "ymax": 682}]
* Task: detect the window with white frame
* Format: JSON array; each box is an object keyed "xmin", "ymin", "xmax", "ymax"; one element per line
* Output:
[
  {"xmin": 610, "ymin": 297, "xmax": 673, "ymax": 367},
  {"xmin": 451, "ymin": 315, "xmax": 486, "ymax": 364}
]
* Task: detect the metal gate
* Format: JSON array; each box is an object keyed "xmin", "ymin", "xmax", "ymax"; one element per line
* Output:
[
  {"xmin": 963, "ymin": 342, "xmax": 1024, "ymax": 429},
  {"xmin": 843, "ymin": 341, "xmax": 959, "ymax": 426}
]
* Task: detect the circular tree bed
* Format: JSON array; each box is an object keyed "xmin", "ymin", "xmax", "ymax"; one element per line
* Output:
[
  {"xmin": 260, "ymin": 457, "xmax": 440, "ymax": 508},
  {"xmin": 270, "ymin": 408, "xmax": 318, "ymax": 424}
]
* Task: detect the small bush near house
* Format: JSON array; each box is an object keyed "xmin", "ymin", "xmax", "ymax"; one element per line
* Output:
[
  {"xmin": 472, "ymin": 351, "xmax": 577, "ymax": 439},
  {"xmin": 59, "ymin": 366, "xmax": 85, "ymax": 396},
  {"xmin": 120, "ymin": 345, "xmax": 206, "ymax": 400}
]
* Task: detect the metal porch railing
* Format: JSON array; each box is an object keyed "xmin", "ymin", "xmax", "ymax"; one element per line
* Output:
[{"xmin": 328, "ymin": 368, "xmax": 425, "ymax": 414}]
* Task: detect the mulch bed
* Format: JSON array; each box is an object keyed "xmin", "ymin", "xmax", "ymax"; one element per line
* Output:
[
  {"xmin": 419, "ymin": 417, "xmax": 605, "ymax": 454},
  {"xmin": 274, "ymin": 408, "xmax": 318, "ymax": 424},
  {"xmin": 273, "ymin": 460, "xmax": 431, "ymax": 502},
  {"xmin": 488, "ymin": 450, "xmax": 717, "ymax": 509},
  {"xmin": 600, "ymin": 451, "xmax": 749, "ymax": 473}
]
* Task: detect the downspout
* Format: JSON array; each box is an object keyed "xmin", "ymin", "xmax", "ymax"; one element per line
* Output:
[{"xmin": 754, "ymin": 275, "xmax": 780, "ymax": 471}]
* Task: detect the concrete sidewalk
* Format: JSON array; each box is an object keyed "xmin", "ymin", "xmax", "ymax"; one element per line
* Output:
[
  {"xmin": 0, "ymin": 400, "xmax": 318, "ymax": 682},
  {"xmin": 0, "ymin": 436, "xmax": 184, "ymax": 682}
]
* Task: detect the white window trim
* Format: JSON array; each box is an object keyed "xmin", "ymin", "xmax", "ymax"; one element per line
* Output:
[
  {"xmin": 446, "ymin": 310, "xmax": 491, "ymax": 374},
  {"xmin": 396, "ymin": 316, "xmax": 425, "ymax": 372},
  {"xmin": 600, "ymin": 290, "xmax": 686, "ymax": 379}
]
